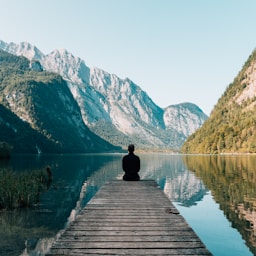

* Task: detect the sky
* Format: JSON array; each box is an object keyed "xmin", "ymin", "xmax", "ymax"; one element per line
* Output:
[{"xmin": 1, "ymin": 0, "xmax": 256, "ymax": 115}]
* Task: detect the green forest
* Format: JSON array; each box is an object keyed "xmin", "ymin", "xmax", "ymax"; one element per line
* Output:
[{"xmin": 182, "ymin": 49, "xmax": 256, "ymax": 154}]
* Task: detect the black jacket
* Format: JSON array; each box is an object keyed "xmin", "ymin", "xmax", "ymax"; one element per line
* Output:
[{"xmin": 122, "ymin": 153, "xmax": 140, "ymax": 181}]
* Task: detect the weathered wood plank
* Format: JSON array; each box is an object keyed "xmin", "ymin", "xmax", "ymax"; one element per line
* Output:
[
  {"xmin": 51, "ymin": 241, "xmax": 207, "ymax": 249},
  {"xmin": 47, "ymin": 248, "xmax": 211, "ymax": 256},
  {"xmin": 62, "ymin": 230, "xmax": 198, "ymax": 237},
  {"xmin": 58, "ymin": 235, "xmax": 201, "ymax": 242},
  {"xmin": 70, "ymin": 217, "xmax": 186, "ymax": 223},
  {"xmin": 67, "ymin": 226, "xmax": 193, "ymax": 232},
  {"xmin": 46, "ymin": 180, "xmax": 212, "ymax": 255},
  {"xmin": 70, "ymin": 222, "xmax": 187, "ymax": 228}
]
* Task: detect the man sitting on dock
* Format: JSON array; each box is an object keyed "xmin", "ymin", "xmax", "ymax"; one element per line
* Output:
[{"xmin": 122, "ymin": 144, "xmax": 140, "ymax": 181}]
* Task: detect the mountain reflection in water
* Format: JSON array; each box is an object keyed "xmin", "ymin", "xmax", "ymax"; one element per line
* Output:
[{"xmin": 0, "ymin": 154, "xmax": 255, "ymax": 256}]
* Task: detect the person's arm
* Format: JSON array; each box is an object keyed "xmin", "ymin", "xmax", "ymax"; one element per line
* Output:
[
  {"xmin": 122, "ymin": 157, "xmax": 125, "ymax": 171},
  {"xmin": 137, "ymin": 157, "xmax": 140, "ymax": 172}
]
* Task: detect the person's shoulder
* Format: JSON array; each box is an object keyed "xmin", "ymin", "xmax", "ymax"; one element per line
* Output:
[{"xmin": 123, "ymin": 154, "xmax": 129, "ymax": 159}]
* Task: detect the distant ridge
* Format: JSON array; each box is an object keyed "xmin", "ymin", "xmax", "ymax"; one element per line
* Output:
[{"xmin": 0, "ymin": 40, "xmax": 208, "ymax": 151}]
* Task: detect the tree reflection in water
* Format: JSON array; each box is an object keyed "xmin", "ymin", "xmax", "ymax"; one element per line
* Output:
[
  {"xmin": 183, "ymin": 155, "xmax": 256, "ymax": 255},
  {"xmin": 0, "ymin": 154, "xmax": 255, "ymax": 255}
]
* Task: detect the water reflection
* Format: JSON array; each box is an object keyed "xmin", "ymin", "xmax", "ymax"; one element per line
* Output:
[
  {"xmin": 0, "ymin": 154, "xmax": 255, "ymax": 255},
  {"xmin": 183, "ymin": 155, "xmax": 256, "ymax": 255},
  {"xmin": 139, "ymin": 154, "xmax": 208, "ymax": 206},
  {"xmin": 0, "ymin": 154, "xmax": 124, "ymax": 256}
]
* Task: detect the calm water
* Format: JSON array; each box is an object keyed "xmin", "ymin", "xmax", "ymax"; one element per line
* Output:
[{"xmin": 0, "ymin": 153, "xmax": 256, "ymax": 256}]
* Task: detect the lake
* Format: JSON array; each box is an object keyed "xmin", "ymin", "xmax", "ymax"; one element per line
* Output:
[{"xmin": 0, "ymin": 153, "xmax": 255, "ymax": 256}]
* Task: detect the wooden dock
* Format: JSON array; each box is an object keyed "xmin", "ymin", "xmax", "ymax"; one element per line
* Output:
[{"xmin": 46, "ymin": 180, "xmax": 212, "ymax": 255}]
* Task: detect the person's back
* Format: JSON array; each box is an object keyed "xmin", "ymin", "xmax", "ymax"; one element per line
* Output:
[{"xmin": 122, "ymin": 144, "xmax": 140, "ymax": 181}]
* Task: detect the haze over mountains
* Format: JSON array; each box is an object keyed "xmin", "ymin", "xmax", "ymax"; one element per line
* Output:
[{"xmin": 0, "ymin": 40, "xmax": 207, "ymax": 153}]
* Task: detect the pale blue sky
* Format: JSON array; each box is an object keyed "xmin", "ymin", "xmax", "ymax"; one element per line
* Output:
[{"xmin": 1, "ymin": 0, "xmax": 256, "ymax": 115}]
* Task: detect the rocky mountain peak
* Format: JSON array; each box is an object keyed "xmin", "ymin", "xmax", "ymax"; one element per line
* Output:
[
  {"xmin": 0, "ymin": 40, "xmax": 43, "ymax": 60},
  {"xmin": 42, "ymin": 48, "xmax": 90, "ymax": 85},
  {"xmin": 164, "ymin": 103, "xmax": 207, "ymax": 137},
  {"xmin": 0, "ymin": 40, "xmax": 208, "ymax": 151}
]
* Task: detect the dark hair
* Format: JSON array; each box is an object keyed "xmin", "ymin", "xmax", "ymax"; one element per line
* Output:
[{"xmin": 128, "ymin": 144, "xmax": 135, "ymax": 152}]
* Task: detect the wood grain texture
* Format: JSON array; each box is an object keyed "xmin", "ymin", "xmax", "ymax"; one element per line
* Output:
[{"xmin": 46, "ymin": 180, "xmax": 212, "ymax": 255}]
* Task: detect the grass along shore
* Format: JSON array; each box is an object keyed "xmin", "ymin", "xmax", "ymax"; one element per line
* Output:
[{"xmin": 0, "ymin": 168, "xmax": 52, "ymax": 210}]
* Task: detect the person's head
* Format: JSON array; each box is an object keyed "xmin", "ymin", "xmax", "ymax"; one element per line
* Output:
[{"xmin": 128, "ymin": 144, "xmax": 135, "ymax": 153}]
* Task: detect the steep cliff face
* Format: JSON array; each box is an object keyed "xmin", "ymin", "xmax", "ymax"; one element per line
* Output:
[
  {"xmin": 164, "ymin": 103, "xmax": 207, "ymax": 137},
  {"xmin": 182, "ymin": 49, "xmax": 256, "ymax": 154},
  {"xmin": 0, "ymin": 50, "xmax": 119, "ymax": 153},
  {"xmin": 0, "ymin": 40, "xmax": 208, "ymax": 151}
]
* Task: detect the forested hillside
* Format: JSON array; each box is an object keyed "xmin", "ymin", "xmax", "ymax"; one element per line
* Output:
[
  {"xmin": 182, "ymin": 49, "xmax": 256, "ymax": 154},
  {"xmin": 0, "ymin": 40, "xmax": 208, "ymax": 151},
  {"xmin": 0, "ymin": 50, "xmax": 119, "ymax": 153}
]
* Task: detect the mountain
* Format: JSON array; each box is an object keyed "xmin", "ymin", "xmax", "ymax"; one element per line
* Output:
[
  {"xmin": 0, "ymin": 40, "xmax": 208, "ymax": 151},
  {"xmin": 0, "ymin": 50, "xmax": 120, "ymax": 153},
  {"xmin": 182, "ymin": 49, "xmax": 256, "ymax": 154}
]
